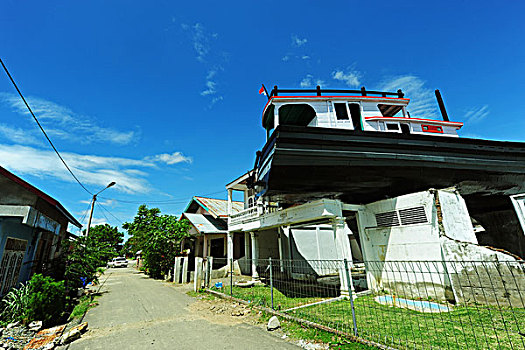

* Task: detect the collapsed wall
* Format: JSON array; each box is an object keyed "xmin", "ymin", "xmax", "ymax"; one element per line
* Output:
[{"xmin": 357, "ymin": 188, "xmax": 525, "ymax": 306}]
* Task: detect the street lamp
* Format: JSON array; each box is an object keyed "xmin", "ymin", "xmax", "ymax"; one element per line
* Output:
[{"xmin": 86, "ymin": 182, "xmax": 116, "ymax": 236}]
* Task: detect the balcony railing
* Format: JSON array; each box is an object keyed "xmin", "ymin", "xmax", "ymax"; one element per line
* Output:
[{"xmin": 229, "ymin": 203, "xmax": 280, "ymax": 226}]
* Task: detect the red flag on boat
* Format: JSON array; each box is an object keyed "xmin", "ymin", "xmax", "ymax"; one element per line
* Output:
[{"xmin": 259, "ymin": 85, "xmax": 267, "ymax": 96}]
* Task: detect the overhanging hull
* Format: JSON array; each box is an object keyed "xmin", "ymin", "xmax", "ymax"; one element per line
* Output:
[{"xmin": 256, "ymin": 126, "xmax": 525, "ymax": 204}]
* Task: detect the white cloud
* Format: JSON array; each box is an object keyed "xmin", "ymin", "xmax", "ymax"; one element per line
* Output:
[
  {"xmin": 0, "ymin": 144, "xmax": 192, "ymax": 194},
  {"xmin": 300, "ymin": 75, "xmax": 324, "ymax": 88},
  {"xmin": 379, "ymin": 75, "xmax": 439, "ymax": 119},
  {"xmin": 464, "ymin": 105, "xmax": 489, "ymax": 123},
  {"xmin": 147, "ymin": 152, "xmax": 192, "ymax": 165},
  {"xmin": 188, "ymin": 23, "xmax": 209, "ymax": 62},
  {"xmin": 0, "ymin": 93, "xmax": 136, "ymax": 145},
  {"xmin": 181, "ymin": 24, "xmax": 225, "ymax": 107},
  {"xmin": 301, "ymin": 55, "xmax": 310, "ymax": 60},
  {"xmin": 0, "ymin": 124, "xmax": 41, "ymax": 146},
  {"xmin": 292, "ymin": 35, "xmax": 307, "ymax": 47},
  {"xmin": 332, "ymin": 69, "xmax": 361, "ymax": 87},
  {"xmin": 201, "ymin": 80, "xmax": 217, "ymax": 96},
  {"xmin": 282, "ymin": 56, "xmax": 290, "ymax": 62}
]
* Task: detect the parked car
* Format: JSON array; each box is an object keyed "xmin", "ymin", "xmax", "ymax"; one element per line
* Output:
[{"xmin": 107, "ymin": 257, "xmax": 128, "ymax": 268}]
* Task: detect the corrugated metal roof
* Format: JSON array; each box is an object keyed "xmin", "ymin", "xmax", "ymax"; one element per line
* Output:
[
  {"xmin": 193, "ymin": 196, "xmax": 243, "ymax": 217},
  {"xmin": 182, "ymin": 213, "xmax": 227, "ymax": 234}
]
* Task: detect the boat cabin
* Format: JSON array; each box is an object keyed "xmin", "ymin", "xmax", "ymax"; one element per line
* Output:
[{"xmin": 262, "ymin": 86, "xmax": 463, "ymax": 137}]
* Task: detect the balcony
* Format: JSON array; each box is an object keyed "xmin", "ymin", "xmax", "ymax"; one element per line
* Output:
[{"xmin": 229, "ymin": 203, "xmax": 280, "ymax": 226}]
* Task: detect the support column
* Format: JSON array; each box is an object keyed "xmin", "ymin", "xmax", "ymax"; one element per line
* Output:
[
  {"xmin": 174, "ymin": 257, "xmax": 182, "ymax": 284},
  {"xmin": 250, "ymin": 232, "xmax": 259, "ymax": 280},
  {"xmin": 333, "ymin": 217, "xmax": 355, "ymax": 296},
  {"xmin": 203, "ymin": 235, "xmax": 208, "ymax": 258},
  {"xmin": 182, "ymin": 257, "xmax": 189, "ymax": 283},
  {"xmin": 227, "ymin": 232, "xmax": 234, "ymax": 273},
  {"xmin": 277, "ymin": 228, "xmax": 284, "ymax": 272},
  {"xmin": 333, "ymin": 217, "xmax": 353, "ymax": 262}
]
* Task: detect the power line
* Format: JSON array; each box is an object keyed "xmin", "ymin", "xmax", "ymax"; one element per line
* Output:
[
  {"xmin": 0, "ymin": 58, "xmax": 93, "ymax": 195},
  {"xmin": 96, "ymin": 202, "xmax": 114, "ymax": 225},
  {"xmin": 97, "ymin": 202, "xmax": 125, "ymax": 224},
  {"xmin": 78, "ymin": 198, "xmax": 94, "ymax": 226}
]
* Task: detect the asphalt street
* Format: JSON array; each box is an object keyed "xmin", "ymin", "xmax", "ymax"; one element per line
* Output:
[{"xmin": 65, "ymin": 262, "xmax": 299, "ymax": 349}]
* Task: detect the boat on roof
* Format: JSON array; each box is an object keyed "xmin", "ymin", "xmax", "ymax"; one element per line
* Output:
[{"xmin": 251, "ymin": 85, "xmax": 525, "ymax": 207}]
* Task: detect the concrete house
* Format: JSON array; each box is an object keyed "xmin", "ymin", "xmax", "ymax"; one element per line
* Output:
[
  {"xmin": 0, "ymin": 166, "xmax": 81, "ymax": 294},
  {"xmin": 180, "ymin": 196, "xmax": 243, "ymax": 263}
]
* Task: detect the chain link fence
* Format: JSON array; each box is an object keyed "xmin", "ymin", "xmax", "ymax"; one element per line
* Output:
[{"xmin": 201, "ymin": 257, "xmax": 525, "ymax": 349}]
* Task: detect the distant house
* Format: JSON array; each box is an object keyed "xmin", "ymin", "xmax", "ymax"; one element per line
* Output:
[
  {"xmin": 180, "ymin": 196, "xmax": 243, "ymax": 265},
  {"xmin": 0, "ymin": 166, "xmax": 81, "ymax": 294}
]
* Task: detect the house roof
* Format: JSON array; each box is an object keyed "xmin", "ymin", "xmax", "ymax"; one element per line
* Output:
[
  {"xmin": 0, "ymin": 166, "xmax": 82, "ymax": 228},
  {"xmin": 181, "ymin": 213, "xmax": 227, "ymax": 235},
  {"xmin": 184, "ymin": 196, "xmax": 243, "ymax": 218},
  {"xmin": 226, "ymin": 172, "xmax": 251, "ymax": 191}
]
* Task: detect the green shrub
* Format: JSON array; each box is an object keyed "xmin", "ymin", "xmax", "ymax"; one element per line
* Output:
[
  {"xmin": 1, "ymin": 282, "xmax": 31, "ymax": 324},
  {"xmin": 1, "ymin": 274, "xmax": 65, "ymax": 326},
  {"xmin": 26, "ymin": 274, "xmax": 65, "ymax": 325}
]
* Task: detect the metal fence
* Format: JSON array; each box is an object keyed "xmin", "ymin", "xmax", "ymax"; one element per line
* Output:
[{"xmin": 203, "ymin": 258, "xmax": 525, "ymax": 350}]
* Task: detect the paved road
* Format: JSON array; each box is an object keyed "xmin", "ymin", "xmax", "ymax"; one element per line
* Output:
[{"xmin": 66, "ymin": 263, "xmax": 298, "ymax": 349}]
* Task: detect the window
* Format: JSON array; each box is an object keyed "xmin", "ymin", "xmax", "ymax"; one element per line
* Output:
[
  {"xmin": 334, "ymin": 103, "xmax": 349, "ymax": 120},
  {"xmin": 378, "ymin": 104, "xmax": 403, "ymax": 117},
  {"xmin": 386, "ymin": 123, "xmax": 400, "ymax": 131},
  {"xmin": 421, "ymin": 125, "xmax": 443, "ymax": 133}
]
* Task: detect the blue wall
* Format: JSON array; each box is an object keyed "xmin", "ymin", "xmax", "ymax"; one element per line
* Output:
[{"xmin": 0, "ymin": 217, "xmax": 40, "ymax": 285}]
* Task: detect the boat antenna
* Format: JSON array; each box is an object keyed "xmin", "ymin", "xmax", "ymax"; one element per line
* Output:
[
  {"xmin": 262, "ymin": 84, "xmax": 270, "ymax": 100},
  {"xmin": 435, "ymin": 89, "xmax": 450, "ymax": 122}
]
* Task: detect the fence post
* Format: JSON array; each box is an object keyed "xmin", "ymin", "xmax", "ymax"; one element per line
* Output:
[
  {"xmin": 269, "ymin": 257, "xmax": 274, "ymax": 310},
  {"xmin": 230, "ymin": 258, "xmax": 233, "ymax": 297},
  {"xmin": 344, "ymin": 259, "xmax": 358, "ymax": 337}
]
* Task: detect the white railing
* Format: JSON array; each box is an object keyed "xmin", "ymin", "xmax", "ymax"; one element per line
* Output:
[{"xmin": 229, "ymin": 203, "xmax": 280, "ymax": 226}]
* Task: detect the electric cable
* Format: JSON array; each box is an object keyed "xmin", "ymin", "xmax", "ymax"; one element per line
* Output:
[
  {"xmin": 97, "ymin": 202, "xmax": 125, "ymax": 224},
  {"xmin": 0, "ymin": 58, "xmax": 93, "ymax": 195},
  {"xmin": 96, "ymin": 202, "xmax": 114, "ymax": 225}
]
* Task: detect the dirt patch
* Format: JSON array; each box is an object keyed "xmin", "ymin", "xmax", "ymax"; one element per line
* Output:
[{"xmin": 188, "ymin": 295, "xmax": 259, "ymax": 326}]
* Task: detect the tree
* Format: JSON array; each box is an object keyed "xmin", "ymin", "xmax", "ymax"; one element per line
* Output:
[
  {"xmin": 123, "ymin": 205, "xmax": 190, "ymax": 278},
  {"xmin": 63, "ymin": 234, "xmax": 115, "ymax": 292},
  {"xmin": 86, "ymin": 224, "xmax": 124, "ymax": 261}
]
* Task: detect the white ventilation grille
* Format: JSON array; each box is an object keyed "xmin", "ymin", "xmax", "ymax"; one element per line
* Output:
[
  {"xmin": 375, "ymin": 211, "xmax": 400, "ymax": 227},
  {"xmin": 399, "ymin": 206, "xmax": 427, "ymax": 225},
  {"xmin": 375, "ymin": 206, "xmax": 427, "ymax": 227}
]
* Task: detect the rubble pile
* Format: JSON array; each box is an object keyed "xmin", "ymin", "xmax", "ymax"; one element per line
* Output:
[
  {"xmin": 0, "ymin": 322, "xmax": 41, "ymax": 350},
  {"xmin": 209, "ymin": 302, "xmax": 251, "ymax": 317}
]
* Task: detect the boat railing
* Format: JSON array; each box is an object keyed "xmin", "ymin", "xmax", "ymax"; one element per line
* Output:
[{"xmin": 269, "ymin": 85, "xmax": 404, "ymax": 98}]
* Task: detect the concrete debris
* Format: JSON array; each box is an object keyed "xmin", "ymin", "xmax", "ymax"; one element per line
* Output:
[
  {"xmin": 27, "ymin": 323, "xmax": 41, "ymax": 333},
  {"xmin": 235, "ymin": 280, "xmax": 256, "ymax": 288},
  {"xmin": 24, "ymin": 325, "xmax": 65, "ymax": 350},
  {"xmin": 6, "ymin": 323, "xmax": 19, "ymax": 330},
  {"xmin": 59, "ymin": 322, "xmax": 88, "ymax": 345},
  {"xmin": 59, "ymin": 328, "xmax": 81, "ymax": 345},
  {"xmin": 297, "ymin": 339, "xmax": 329, "ymax": 350},
  {"xmin": 267, "ymin": 316, "xmax": 280, "ymax": 331}
]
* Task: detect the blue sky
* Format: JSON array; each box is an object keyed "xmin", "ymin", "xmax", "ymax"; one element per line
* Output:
[{"xmin": 1, "ymin": 1, "xmax": 524, "ymax": 235}]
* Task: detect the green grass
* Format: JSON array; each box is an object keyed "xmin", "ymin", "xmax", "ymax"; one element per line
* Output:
[
  {"xmin": 213, "ymin": 285, "xmax": 525, "ymax": 349},
  {"xmin": 70, "ymin": 294, "xmax": 100, "ymax": 319},
  {"xmin": 290, "ymin": 296, "xmax": 525, "ymax": 349}
]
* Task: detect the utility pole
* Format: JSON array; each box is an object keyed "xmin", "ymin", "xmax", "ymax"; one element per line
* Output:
[{"xmin": 85, "ymin": 181, "xmax": 116, "ymax": 236}]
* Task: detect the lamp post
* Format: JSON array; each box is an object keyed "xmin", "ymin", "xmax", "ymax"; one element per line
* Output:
[{"xmin": 86, "ymin": 182, "xmax": 116, "ymax": 236}]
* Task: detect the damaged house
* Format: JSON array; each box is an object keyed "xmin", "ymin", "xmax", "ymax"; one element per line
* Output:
[
  {"xmin": 222, "ymin": 86, "xmax": 525, "ymax": 303},
  {"xmin": 0, "ymin": 166, "xmax": 81, "ymax": 295}
]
